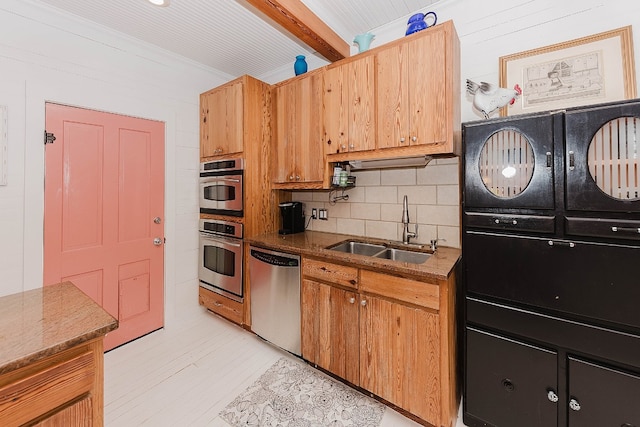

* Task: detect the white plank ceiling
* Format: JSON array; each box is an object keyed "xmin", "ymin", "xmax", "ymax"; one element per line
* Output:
[{"xmin": 33, "ymin": 0, "xmax": 440, "ymax": 78}]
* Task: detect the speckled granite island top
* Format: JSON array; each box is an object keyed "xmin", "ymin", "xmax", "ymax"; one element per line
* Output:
[
  {"xmin": 0, "ymin": 281, "xmax": 118, "ymax": 374},
  {"xmin": 247, "ymin": 231, "xmax": 461, "ymax": 280}
]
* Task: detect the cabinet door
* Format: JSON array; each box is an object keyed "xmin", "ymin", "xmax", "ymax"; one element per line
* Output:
[
  {"xmin": 465, "ymin": 327, "xmax": 558, "ymax": 427},
  {"xmin": 568, "ymin": 357, "xmax": 640, "ymax": 427},
  {"xmin": 200, "ymin": 82, "xmax": 243, "ymax": 158},
  {"xmin": 296, "ymin": 72, "xmax": 324, "ymax": 183},
  {"xmin": 408, "ymin": 28, "xmax": 447, "ymax": 147},
  {"xmin": 273, "ymin": 82, "xmax": 297, "ymax": 183},
  {"xmin": 348, "ymin": 55, "xmax": 375, "ymax": 152},
  {"xmin": 376, "ymin": 43, "xmax": 409, "ymax": 150},
  {"xmin": 463, "ymin": 112, "xmax": 556, "ymax": 210},
  {"xmin": 273, "ymin": 73, "xmax": 324, "ymax": 185},
  {"xmin": 565, "ymin": 101, "xmax": 640, "ymax": 213},
  {"xmin": 360, "ymin": 294, "xmax": 440, "ymax": 425},
  {"xmin": 465, "ymin": 231, "xmax": 640, "ymax": 332},
  {"xmin": 301, "ymin": 279, "xmax": 359, "ymax": 385},
  {"xmin": 325, "ymin": 57, "xmax": 374, "ymax": 154},
  {"xmin": 324, "ymin": 65, "xmax": 348, "ymax": 154}
]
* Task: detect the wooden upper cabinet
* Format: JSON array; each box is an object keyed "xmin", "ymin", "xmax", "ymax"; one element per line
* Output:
[
  {"xmin": 272, "ymin": 70, "xmax": 326, "ymax": 189},
  {"xmin": 200, "ymin": 80, "xmax": 243, "ymax": 159},
  {"xmin": 376, "ymin": 23, "xmax": 453, "ymax": 151},
  {"xmin": 324, "ymin": 55, "xmax": 375, "ymax": 154}
]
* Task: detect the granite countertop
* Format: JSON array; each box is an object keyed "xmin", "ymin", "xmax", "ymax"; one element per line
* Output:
[
  {"xmin": 247, "ymin": 231, "xmax": 461, "ymax": 281},
  {"xmin": 0, "ymin": 281, "xmax": 118, "ymax": 374}
]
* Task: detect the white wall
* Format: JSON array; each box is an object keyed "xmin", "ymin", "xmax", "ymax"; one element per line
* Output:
[
  {"xmin": 0, "ymin": 0, "xmax": 231, "ymax": 325},
  {"xmin": 288, "ymin": 0, "xmax": 640, "ymax": 249}
]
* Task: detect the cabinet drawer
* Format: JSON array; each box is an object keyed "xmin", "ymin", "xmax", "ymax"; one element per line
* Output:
[
  {"xmin": 199, "ymin": 287, "xmax": 244, "ymax": 325},
  {"xmin": 465, "ymin": 212, "xmax": 555, "ymax": 234},
  {"xmin": 0, "ymin": 350, "xmax": 95, "ymax": 427},
  {"xmin": 360, "ymin": 270, "xmax": 439, "ymax": 310},
  {"xmin": 303, "ymin": 258, "xmax": 358, "ymax": 288},
  {"xmin": 565, "ymin": 216, "xmax": 640, "ymax": 242}
]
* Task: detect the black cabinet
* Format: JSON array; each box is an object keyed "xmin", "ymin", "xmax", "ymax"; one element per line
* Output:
[{"xmin": 463, "ymin": 99, "xmax": 640, "ymax": 426}]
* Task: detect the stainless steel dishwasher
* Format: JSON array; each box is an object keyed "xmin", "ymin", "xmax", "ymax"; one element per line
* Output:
[{"xmin": 249, "ymin": 246, "xmax": 301, "ymax": 356}]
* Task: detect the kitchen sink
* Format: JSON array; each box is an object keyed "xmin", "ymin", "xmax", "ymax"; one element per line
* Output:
[
  {"xmin": 373, "ymin": 248, "xmax": 431, "ymax": 264},
  {"xmin": 327, "ymin": 240, "xmax": 387, "ymax": 256},
  {"xmin": 326, "ymin": 240, "xmax": 431, "ymax": 264}
]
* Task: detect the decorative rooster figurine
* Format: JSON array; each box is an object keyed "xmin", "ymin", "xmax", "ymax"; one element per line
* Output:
[{"xmin": 466, "ymin": 80, "xmax": 522, "ymax": 119}]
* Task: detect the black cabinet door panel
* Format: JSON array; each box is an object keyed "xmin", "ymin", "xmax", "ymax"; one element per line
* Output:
[
  {"xmin": 465, "ymin": 327, "xmax": 557, "ymax": 427},
  {"xmin": 565, "ymin": 101, "xmax": 640, "ymax": 213},
  {"xmin": 568, "ymin": 357, "xmax": 640, "ymax": 427},
  {"xmin": 463, "ymin": 113, "xmax": 556, "ymax": 210},
  {"xmin": 464, "ymin": 231, "xmax": 640, "ymax": 332}
]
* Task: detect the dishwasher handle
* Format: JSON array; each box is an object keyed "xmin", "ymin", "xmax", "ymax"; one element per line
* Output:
[{"xmin": 250, "ymin": 249, "xmax": 299, "ymax": 267}]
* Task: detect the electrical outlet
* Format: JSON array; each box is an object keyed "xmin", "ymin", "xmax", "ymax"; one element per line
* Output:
[
  {"xmin": 311, "ymin": 208, "xmax": 317, "ymax": 219},
  {"xmin": 319, "ymin": 208, "xmax": 328, "ymax": 220}
]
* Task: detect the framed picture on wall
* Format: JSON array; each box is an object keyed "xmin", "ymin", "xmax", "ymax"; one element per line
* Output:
[{"xmin": 499, "ymin": 26, "xmax": 637, "ymax": 116}]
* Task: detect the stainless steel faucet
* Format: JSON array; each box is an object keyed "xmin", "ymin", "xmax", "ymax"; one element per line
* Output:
[{"xmin": 401, "ymin": 195, "xmax": 418, "ymax": 244}]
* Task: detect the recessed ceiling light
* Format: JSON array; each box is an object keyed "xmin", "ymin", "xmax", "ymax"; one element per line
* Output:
[{"xmin": 147, "ymin": 0, "xmax": 170, "ymax": 6}]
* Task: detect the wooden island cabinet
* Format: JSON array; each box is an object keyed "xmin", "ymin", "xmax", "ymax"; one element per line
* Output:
[
  {"xmin": 301, "ymin": 256, "xmax": 459, "ymax": 427},
  {"xmin": 0, "ymin": 282, "xmax": 117, "ymax": 426}
]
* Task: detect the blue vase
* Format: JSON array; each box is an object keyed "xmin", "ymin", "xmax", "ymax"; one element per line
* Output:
[{"xmin": 294, "ymin": 55, "xmax": 308, "ymax": 76}]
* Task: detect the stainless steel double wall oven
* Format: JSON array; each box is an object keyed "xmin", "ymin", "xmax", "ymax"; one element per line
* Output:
[{"xmin": 199, "ymin": 157, "xmax": 244, "ymax": 302}]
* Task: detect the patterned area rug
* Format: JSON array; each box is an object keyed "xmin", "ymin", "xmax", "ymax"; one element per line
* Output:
[{"xmin": 220, "ymin": 357, "xmax": 386, "ymax": 427}]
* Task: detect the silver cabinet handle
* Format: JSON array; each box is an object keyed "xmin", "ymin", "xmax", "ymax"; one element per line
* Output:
[
  {"xmin": 546, "ymin": 151, "xmax": 552, "ymax": 168},
  {"xmin": 349, "ymin": 297, "xmax": 355, "ymax": 304},
  {"xmin": 153, "ymin": 237, "xmax": 163, "ymax": 246},
  {"xmin": 548, "ymin": 240, "xmax": 575, "ymax": 248},
  {"xmin": 400, "ymin": 137, "xmax": 406, "ymax": 143},
  {"xmin": 154, "ymin": 217, "xmax": 162, "ymax": 224},
  {"xmin": 360, "ymin": 299, "xmax": 367, "ymax": 307},
  {"xmin": 547, "ymin": 390, "xmax": 559, "ymax": 403},
  {"xmin": 411, "ymin": 136, "xmax": 417, "ymax": 142},
  {"xmin": 569, "ymin": 398, "xmax": 581, "ymax": 411},
  {"xmin": 494, "ymin": 218, "xmax": 518, "ymax": 225},
  {"xmin": 611, "ymin": 226, "xmax": 640, "ymax": 234}
]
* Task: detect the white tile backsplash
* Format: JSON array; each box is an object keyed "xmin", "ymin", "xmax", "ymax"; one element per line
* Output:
[{"xmin": 293, "ymin": 158, "xmax": 461, "ymax": 248}]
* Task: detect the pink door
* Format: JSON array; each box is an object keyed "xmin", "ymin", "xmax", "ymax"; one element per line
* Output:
[{"xmin": 44, "ymin": 103, "xmax": 165, "ymax": 351}]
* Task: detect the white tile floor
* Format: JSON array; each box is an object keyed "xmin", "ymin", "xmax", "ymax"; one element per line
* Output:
[{"xmin": 104, "ymin": 309, "xmax": 466, "ymax": 426}]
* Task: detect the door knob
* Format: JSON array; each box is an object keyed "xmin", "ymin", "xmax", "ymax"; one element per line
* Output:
[
  {"xmin": 153, "ymin": 217, "xmax": 162, "ymax": 224},
  {"xmin": 153, "ymin": 237, "xmax": 163, "ymax": 246}
]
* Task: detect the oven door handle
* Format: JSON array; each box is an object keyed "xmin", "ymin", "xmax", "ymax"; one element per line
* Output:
[
  {"xmin": 199, "ymin": 232, "xmax": 242, "ymax": 247},
  {"xmin": 200, "ymin": 177, "xmax": 241, "ymax": 183}
]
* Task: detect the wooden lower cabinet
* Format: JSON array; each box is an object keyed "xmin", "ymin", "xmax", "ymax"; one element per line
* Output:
[
  {"xmin": 301, "ymin": 256, "xmax": 458, "ymax": 427},
  {"xmin": 360, "ymin": 295, "xmax": 441, "ymax": 424},
  {"xmin": 198, "ymin": 286, "xmax": 244, "ymax": 326},
  {"xmin": 0, "ymin": 340, "xmax": 103, "ymax": 427},
  {"xmin": 301, "ymin": 279, "xmax": 359, "ymax": 385}
]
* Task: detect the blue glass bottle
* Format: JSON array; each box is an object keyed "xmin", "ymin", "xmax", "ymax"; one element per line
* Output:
[{"xmin": 294, "ymin": 55, "xmax": 308, "ymax": 76}]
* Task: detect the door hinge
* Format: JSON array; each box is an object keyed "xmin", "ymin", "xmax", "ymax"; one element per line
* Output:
[{"xmin": 44, "ymin": 131, "xmax": 56, "ymax": 145}]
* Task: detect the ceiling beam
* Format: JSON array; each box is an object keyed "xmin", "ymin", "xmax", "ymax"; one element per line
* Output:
[{"xmin": 244, "ymin": 0, "xmax": 349, "ymax": 62}]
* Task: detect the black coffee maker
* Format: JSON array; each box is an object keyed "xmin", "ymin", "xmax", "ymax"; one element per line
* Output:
[{"xmin": 278, "ymin": 202, "xmax": 305, "ymax": 235}]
